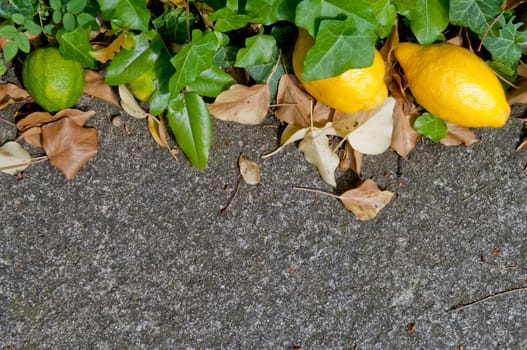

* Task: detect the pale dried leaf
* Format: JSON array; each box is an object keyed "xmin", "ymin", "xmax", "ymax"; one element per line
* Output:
[
  {"xmin": 147, "ymin": 115, "xmax": 170, "ymax": 148},
  {"xmin": 0, "ymin": 141, "xmax": 31, "ymax": 175},
  {"xmin": 507, "ymin": 78, "xmax": 527, "ymax": 104},
  {"xmin": 119, "ymin": 85, "xmax": 150, "ymax": 119},
  {"xmin": 275, "ymin": 74, "xmax": 313, "ymax": 127},
  {"xmin": 298, "ymin": 128, "xmax": 340, "ymax": 187},
  {"xmin": 239, "ymin": 153, "xmax": 261, "ymax": 185},
  {"xmin": 0, "ymin": 83, "xmax": 31, "ymax": 108},
  {"xmin": 42, "ymin": 118, "xmax": 98, "ymax": 179},
  {"xmin": 208, "ymin": 84, "xmax": 270, "ymax": 125},
  {"xmin": 90, "ymin": 32, "xmax": 135, "ymax": 63},
  {"xmin": 333, "ymin": 109, "xmax": 372, "ymax": 136},
  {"xmin": 440, "ymin": 122, "xmax": 479, "ymax": 146},
  {"xmin": 339, "ymin": 179, "xmax": 394, "ymax": 221},
  {"xmin": 347, "ymin": 97, "xmax": 395, "ymax": 155},
  {"xmin": 390, "ymin": 100, "xmax": 420, "ymax": 158},
  {"xmin": 84, "ymin": 70, "xmax": 119, "ymax": 105}
]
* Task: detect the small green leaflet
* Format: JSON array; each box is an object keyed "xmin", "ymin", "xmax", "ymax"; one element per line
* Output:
[
  {"xmin": 57, "ymin": 27, "xmax": 97, "ymax": 69},
  {"xmin": 166, "ymin": 92, "xmax": 212, "ymax": 170},
  {"xmin": 96, "ymin": 0, "xmax": 150, "ymax": 32},
  {"xmin": 302, "ymin": 18, "xmax": 376, "ymax": 81},
  {"xmin": 449, "ymin": 0, "xmax": 503, "ymax": 36},
  {"xmin": 413, "ymin": 113, "xmax": 448, "ymax": 143},
  {"xmin": 235, "ymin": 34, "xmax": 277, "ymax": 68},
  {"xmin": 0, "ymin": 0, "xmax": 35, "ymax": 18}
]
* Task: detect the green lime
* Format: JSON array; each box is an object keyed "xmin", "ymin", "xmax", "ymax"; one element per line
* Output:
[{"xmin": 22, "ymin": 47, "xmax": 85, "ymax": 112}]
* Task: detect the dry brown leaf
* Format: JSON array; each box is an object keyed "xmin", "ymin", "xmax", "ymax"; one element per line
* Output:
[
  {"xmin": 17, "ymin": 126, "xmax": 42, "ymax": 147},
  {"xmin": 517, "ymin": 137, "xmax": 527, "ymax": 152},
  {"xmin": 239, "ymin": 153, "xmax": 261, "ymax": 185},
  {"xmin": 0, "ymin": 83, "xmax": 31, "ymax": 109},
  {"xmin": 298, "ymin": 128, "xmax": 340, "ymax": 187},
  {"xmin": 208, "ymin": 84, "xmax": 270, "ymax": 125},
  {"xmin": 42, "ymin": 118, "xmax": 98, "ymax": 179},
  {"xmin": 339, "ymin": 143, "xmax": 363, "ymax": 176},
  {"xmin": 83, "ymin": 70, "xmax": 119, "ymax": 105},
  {"xmin": 17, "ymin": 109, "xmax": 95, "ymax": 132},
  {"xmin": 0, "ymin": 141, "xmax": 31, "ymax": 175},
  {"xmin": 390, "ymin": 100, "xmax": 420, "ymax": 158},
  {"xmin": 275, "ymin": 74, "xmax": 313, "ymax": 127},
  {"xmin": 333, "ymin": 109, "xmax": 372, "ymax": 135},
  {"xmin": 440, "ymin": 123, "xmax": 479, "ymax": 146},
  {"xmin": 90, "ymin": 32, "xmax": 135, "ymax": 63},
  {"xmin": 502, "ymin": 0, "xmax": 527, "ymax": 10},
  {"xmin": 507, "ymin": 78, "xmax": 527, "ymax": 104},
  {"xmin": 340, "ymin": 179, "xmax": 394, "ymax": 221},
  {"xmin": 119, "ymin": 85, "xmax": 150, "ymax": 119},
  {"xmin": 147, "ymin": 115, "xmax": 170, "ymax": 148}
]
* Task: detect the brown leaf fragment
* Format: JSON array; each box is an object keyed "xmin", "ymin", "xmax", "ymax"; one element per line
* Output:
[
  {"xmin": 502, "ymin": 0, "xmax": 527, "ymax": 10},
  {"xmin": 339, "ymin": 179, "xmax": 394, "ymax": 221},
  {"xmin": 298, "ymin": 128, "xmax": 340, "ymax": 187},
  {"xmin": 0, "ymin": 141, "xmax": 31, "ymax": 175},
  {"xmin": 406, "ymin": 323, "xmax": 417, "ymax": 336},
  {"xmin": 0, "ymin": 83, "xmax": 31, "ymax": 109},
  {"xmin": 42, "ymin": 118, "xmax": 98, "ymax": 179},
  {"xmin": 90, "ymin": 32, "xmax": 135, "ymax": 63},
  {"xmin": 440, "ymin": 122, "xmax": 479, "ymax": 146},
  {"xmin": 147, "ymin": 115, "xmax": 170, "ymax": 148},
  {"xmin": 238, "ymin": 153, "xmax": 261, "ymax": 185},
  {"xmin": 208, "ymin": 84, "xmax": 270, "ymax": 125},
  {"xmin": 507, "ymin": 78, "xmax": 527, "ymax": 104},
  {"xmin": 17, "ymin": 126, "xmax": 43, "ymax": 147},
  {"xmin": 83, "ymin": 70, "xmax": 119, "ymax": 105},
  {"xmin": 390, "ymin": 101, "xmax": 420, "ymax": 158},
  {"xmin": 275, "ymin": 74, "xmax": 313, "ymax": 127},
  {"xmin": 517, "ymin": 137, "xmax": 527, "ymax": 152},
  {"xmin": 339, "ymin": 143, "xmax": 363, "ymax": 176}
]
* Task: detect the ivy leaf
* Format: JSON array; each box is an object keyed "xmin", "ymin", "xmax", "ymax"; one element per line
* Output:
[
  {"xmin": 449, "ymin": 0, "xmax": 503, "ymax": 36},
  {"xmin": 234, "ymin": 34, "xmax": 277, "ymax": 68},
  {"xmin": 56, "ymin": 27, "xmax": 97, "ymax": 69},
  {"xmin": 302, "ymin": 18, "xmax": 376, "ymax": 81},
  {"xmin": 96, "ymin": 0, "xmax": 150, "ymax": 32},
  {"xmin": 402, "ymin": 0, "xmax": 449, "ymax": 44},
  {"xmin": 483, "ymin": 16, "xmax": 527, "ymax": 72},
  {"xmin": 209, "ymin": 7, "xmax": 251, "ymax": 32},
  {"xmin": 246, "ymin": 0, "xmax": 282, "ymax": 24},
  {"xmin": 413, "ymin": 113, "xmax": 448, "ymax": 143},
  {"xmin": 371, "ymin": 0, "xmax": 397, "ymax": 38},
  {"xmin": 105, "ymin": 32, "xmax": 162, "ymax": 85},
  {"xmin": 166, "ymin": 92, "xmax": 211, "ymax": 170},
  {"xmin": 169, "ymin": 30, "xmax": 222, "ymax": 94}
]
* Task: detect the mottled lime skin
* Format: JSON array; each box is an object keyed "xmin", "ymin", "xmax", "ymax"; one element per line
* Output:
[{"xmin": 22, "ymin": 47, "xmax": 85, "ymax": 112}]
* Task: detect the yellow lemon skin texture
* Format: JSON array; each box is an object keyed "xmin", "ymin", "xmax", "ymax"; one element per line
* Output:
[
  {"xmin": 292, "ymin": 29, "xmax": 387, "ymax": 114},
  {"xmin": 128, "ymin": 69, "xmax": 156, "ymax": 102},
  {"xmin": 394, "ymin": 42, "xmax": 510, "ymax": 128},
  {"xmin": 22, "ymin": 47, "xmax": 85, "ymax": 113}
]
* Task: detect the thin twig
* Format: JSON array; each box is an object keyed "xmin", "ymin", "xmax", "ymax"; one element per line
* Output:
[
  {"xmin": 220, "ymin": 175, "xmax": 242, "ymax": 214},
  {"xmin": 292, "ymin": 186, "xmax": 340, "ymax": 199},
  {"xmin": 0, "ymin": 117, "xmax": 17, "ymax": 128},
  {"xmin": 448, "ymin": 286, "xmax": 527, "ymax": 313}
]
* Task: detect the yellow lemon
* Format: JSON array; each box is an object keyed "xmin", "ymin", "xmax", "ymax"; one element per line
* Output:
[
  {"xmin": 22, "ymin": 47, "xmax": 85, "ymax": 112},
  {"xmin": 394, "ymin": 42, "xmax": 510, "ymax": 128},
  {"xmin": 292, "ymin": 28, "xmax": 388, "ymax": 114},
  {"xmin": 128, "ymin": 69, "xmax": 156, "ymax": 102}
]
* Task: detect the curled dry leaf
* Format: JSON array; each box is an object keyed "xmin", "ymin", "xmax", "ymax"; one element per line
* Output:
[
  {"xmin": 90, "ymin": 32, "xmax": 135, "ymax": 63},
  {"xmin": 0, "ymin": 83, "xmax": 31, "ymax": 109},
  {"xmin": 390, "ymin": 100, "xmax": 420, "ymax": 158},
  {"xmin": 339, "ymin": 143, "xmax": 363, "ymax": 176},
  {"xmin": 208, "ymin": 84, "xmax": 270, "ymax": 125},
  {"xmin": 119, "ymin": 85, "xmax": 150, "ymax": 119},
  {"xmin": 0, "ymin": 141, "xmax": 31, "ymax": 175},
  {"xmin": 340, "ymin": 179, "xmax": 394, "ymax": 221},
  {"xmin": 440, "ymin": 122, "xmax": 479, "ymax": 146},
  {"xmin": 84, "ymin": 70, "xmax": 119, "ymax": 105},
  {"xmin": 298, "ymin": 128, "xmax": 340, "ymax": 187},
  {"xmin": 239, "ymin": 153, "xmax": 261, "ymax": 185},
  {"xmin": 275, "ymin": 74, "xmax": 313, "ymax": 127},
  {"xmin": 346, "ymin": 97, "xmax": 395, "ymax": 155},
  {"xmin": 42, "ymin": 118, "xmax": 98, "ymax": 180}
]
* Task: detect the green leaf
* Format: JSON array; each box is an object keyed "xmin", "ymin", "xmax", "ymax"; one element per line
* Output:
[
  {"xmin": 482, "ymin": 16, "xmax": 527, "ymax": 72},
  {"xmin": 371, "ymin": 0, "xmax": 397, "ymax": 38},
  {"xmin": 14, "ymin": 31, "xmax": 30, "ymax": 53},
  {"xmin": 169, "ymin": 30, "xmax": 222, "ymax": 93},
  {"xmin": 11, "ymin": 13, "xmax": 26, "ymax": 25},
  {"xmin": 24, "ymin": 20, "xmax": 42, "ymax": 35},
  {"xmin": 302, "ymin": 18, "xmax": 376, "ymax": 81},
  {"xmin": 0, "ymin": 60, "xmax": 6, "ymax": 75},
  {"xmin": 405, "ymin": 0, "xmax": 449, "ymax": 44},
  {"xmin": 277, "ymin": 0, "xmax": 302, "ymax": 22},
  {"xmin": 149, "ymin": 51, "xmax": 176, "ymax": 116},
  {"xmin": 76, "ymin": 12, "xmax": 97, "ymax": 28},
  {"xmin": 187, "ymin": 66, "xmax": 235, "ymax": 97},
  {"xmin": 63, "ymin": 12, "xmax": 76, "ymax": 31},
  {"xmin": 234, "ymin": 34, "xmax": 277, "ymax": 68},
  {"xmin": 0, "ymin": 0, "xmax": 34, "ymax": 18},
  {"xmin": 66, "ymin": 0, "xmax": 88, "ymax": 15},
  {"xmin": 96, "ymin": 0, "xmax": 150, "ymax": 32},
  {"xmin": 246, "ymin": 0, "xmax": 282, "ymax": 24},
  {"xmin": 166, "ymin": 92, "xmax": 212, "ymax": 170},
  {"xmin": 3, "ymin": 41, "xmax": 18, "ymax": 61},
  {"xmin": 413, "ymin": 113, "xmax": 447, "ymax": 143},
  {"xmin": 295, "ymin": 0, "xmax": 376, "ymax": 37},
  {"xmin": 56, "ymin": 27, "xmax": 97, "ymax": 69},
  {"xmin": 209, "ymin": 7, "xmax": 251, "ymax": 32},
  {"xmin": 246, "ymin": 58, "xmax": 285, "ymax": 102},
  {"xmin": 52, "ymin": 9, "xmax": 62, "ymax": 23},
  {"xmin": 105, "ymin": 32, "xmax": 162, "ymax": 85},
  {"xmin": 0, "ymin": 25, "xmax": 18, "ymax": 39},
  {"xmin": 49, "ymin": 0, "xmax": 62, "ymax": 10},
  {"xmin": 449, "ymin": 0, "xmax": 503, "ymax": 36}
]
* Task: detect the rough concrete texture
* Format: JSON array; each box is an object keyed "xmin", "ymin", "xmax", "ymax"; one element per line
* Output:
[{"xmin": 0, "ymin": 94, "xmax": 526, "ymax": 349}]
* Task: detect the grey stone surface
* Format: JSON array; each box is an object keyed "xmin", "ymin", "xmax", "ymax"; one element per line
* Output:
[{"xmin": 0, "ymin": 95, "xmax": 526, "ymax": 349}]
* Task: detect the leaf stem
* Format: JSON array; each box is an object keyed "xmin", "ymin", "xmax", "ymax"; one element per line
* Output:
[
  {"xmin": 448, "ymin": 286, "xmax": 527, "ymax": 313},
  {"xmin": 292, "ymin": 186, "xmax": 340, "ymax": 199}
]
